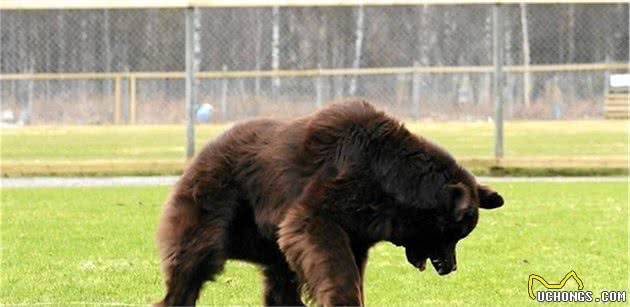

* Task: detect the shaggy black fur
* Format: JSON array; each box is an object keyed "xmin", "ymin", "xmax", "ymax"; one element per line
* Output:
[{"xmin": 155, "ymin": 100, "xmax": 504, "ymax": 307}]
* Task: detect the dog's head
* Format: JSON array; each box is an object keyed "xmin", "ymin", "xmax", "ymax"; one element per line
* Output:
[{"xmin": 401, "ymin": 182, "xmax": 503, "ymax": 275}]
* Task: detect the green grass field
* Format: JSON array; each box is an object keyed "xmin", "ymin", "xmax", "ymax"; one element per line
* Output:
[
  {"xmin": 1, "ymin": 181, "xmax": 628, "ymax": 306},
  {"xmin": 1, "ymin": 120, "xmax": 627, "ymax": 176}
]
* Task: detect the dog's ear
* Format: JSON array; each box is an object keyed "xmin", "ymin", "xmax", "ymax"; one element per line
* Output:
[
  {"xmin": 442, "ymin": 183, "xmax": 470, "ymax": 222},
  {"xmin": 477, "ymin": 185, "xmax": 504, "ymax": 209}
]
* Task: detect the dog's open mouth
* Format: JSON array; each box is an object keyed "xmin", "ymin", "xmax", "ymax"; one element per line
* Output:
[
  {"xmin": 406, "ymin": 248, "xmax": 429, "ymax": 272},
  {"xmin": 406, "ymin": 248, "xmax": 457, "ymax": 275},
  {"xmin": 415, "ymin": 258, "xmax": 427, "ymax": 271}
]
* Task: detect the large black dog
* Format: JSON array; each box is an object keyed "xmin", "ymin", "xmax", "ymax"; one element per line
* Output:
[{"xmin": 155, "ymin": 100, "xmax": 504, "ymax": 306}]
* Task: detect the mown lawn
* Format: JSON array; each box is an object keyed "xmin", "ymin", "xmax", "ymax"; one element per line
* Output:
[
  {"xmin": 1, "ymin": 121, "xmax": 627, "ymax": 161},
  {"xmin": 1, "ymin": 181, "xmax": 627, "ymax": 306},
  {"xmin": 1, "ymin": 121, "xmax": 626, "ymax": 176}
]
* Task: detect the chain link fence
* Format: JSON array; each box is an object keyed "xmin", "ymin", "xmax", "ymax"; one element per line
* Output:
[{"xmin": 1, "ymin": 3, "xmax": 628, "ymax": 125}]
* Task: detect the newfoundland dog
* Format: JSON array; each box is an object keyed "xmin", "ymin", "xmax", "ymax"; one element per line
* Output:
[{"xmin": 155, "ymin": 100, "xmax": 503, "ymax": 306}]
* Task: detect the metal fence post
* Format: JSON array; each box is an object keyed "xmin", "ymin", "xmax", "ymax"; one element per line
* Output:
[
  {"xmin": 129, "ymin": 75, "xmax": 137, "ymax": 125},
  {"xmin": 411, "ymin": 61, "xmax": 421, "ymax": 119},
  {"xmin": 114, "ymin": 76, "xmax": 121, "ymax": 124},
  {"xmin": 492, "ymin": 3, "xmax": 504, "ymax": 160},
  {"xmin": 603, "ymin": 54, "xmax": 611, "ymax": 115},
  {"xmin": 221, "ymin": 65, "xmax": 228, "ymax": 121},
  {"xmin": 185, "ymin": 6, "xmax": 199, "ymax": 159},
  {"xmin": 316, "ymin": 64, "xmax": 323, "ymax": 109}
]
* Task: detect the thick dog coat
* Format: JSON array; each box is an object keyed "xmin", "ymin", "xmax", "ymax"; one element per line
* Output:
[{"xmin": 155, "ymin": 101, "xmax": 504, "ymax": 306}]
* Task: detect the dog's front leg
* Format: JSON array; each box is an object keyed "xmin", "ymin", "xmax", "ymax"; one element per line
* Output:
[{"xmin": 278, "ymin": 200, "xmax": 363, "ymax": 307}]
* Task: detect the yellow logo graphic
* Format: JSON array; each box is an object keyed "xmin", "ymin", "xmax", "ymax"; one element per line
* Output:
[{"xmin": 528, "ymin": 270, "xmax": 584, "ymax": 300}]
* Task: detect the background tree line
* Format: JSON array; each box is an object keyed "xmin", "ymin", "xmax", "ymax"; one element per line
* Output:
[
  {"xmin": 0, "ymin": 4, "xmax": 627, "ymax": 124},
  {"xmin": 1, "ymin": 4, "xmax": 627, "ymax": 74}
]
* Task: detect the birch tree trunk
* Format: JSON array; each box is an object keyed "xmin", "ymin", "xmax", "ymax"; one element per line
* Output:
[
  {"xmin": 412, "ymin": 5, "xmax": 432, "ymax": 114},
  {"xmin": 316, "ymin": 13, "xmax": 328, "ymax": 107},
  {"xmin": 567, "ymin": 4, "xmax": 576, "ymax": 63},
  {"xmin": 104, "ymin": 10, "xmax": 112, "ymax": 72},
  {"xmin": 79, "ymin": 18, "xmax": 89, "ymax": 107},
  {"xmin": 349, "ymin": 5, "xmax": 364, "ymax": 97},
  {"xmin": 254, "ymin": 11, "xmax": 262, "ymax": 97},
  {"xmin": 103, "ymin": 9, "xmax": 113, "ymax": 109},
  {"xmin": 271, "ymin": 6, "xmax": 280, "ymax": 96},
  {"xmin": 567, "ymin": 4, "xmax": 576, "ymax": 100},
  {"xmin": 57, "ymin": 13, "xmax": 67, "ymax": 103}
]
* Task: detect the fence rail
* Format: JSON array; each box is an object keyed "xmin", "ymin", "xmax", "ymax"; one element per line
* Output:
[
  {"xmin": 2, "ymin": 63, "xmax": 627, "ymax": 81},
  {"xmin": 1, "ymin": 62, "xmax": 628, "ymax": 125}
]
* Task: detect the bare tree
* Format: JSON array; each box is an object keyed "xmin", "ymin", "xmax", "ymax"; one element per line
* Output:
[
  {"xmin": 254, "ymin": 11, "xmax": 263, "ymax": 97},
  {"xmin": 316, "ymin": 12, "xmax": 329, "ymax": 107},
  {"xmin": 271, "ymin": 6, "xmax": 280, "ymax": 95},
  {"xmin": 566, "ymin": 4, "xmax": 576, "ymax": 100},
  {"xmin": 348, "ymin": 5, "xmax": 364, "ymax": 97}
]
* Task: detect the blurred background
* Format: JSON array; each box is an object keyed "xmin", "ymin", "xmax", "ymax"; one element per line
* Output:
[{"xmin": 0, "ymin": 1, "xmax": 628, "ymax": 175}]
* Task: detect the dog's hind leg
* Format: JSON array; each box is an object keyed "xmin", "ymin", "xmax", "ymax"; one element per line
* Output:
[
  {"xmin": 154, "ymin": 196, "xmax": 231, "ymax": 307},
  {"xmin": 262, "ymin": 261, "xmax": 305, "ymax": 307},
  {"xmin": 222, "ymin": 205, "xmax": 305, "ymax": 306}
]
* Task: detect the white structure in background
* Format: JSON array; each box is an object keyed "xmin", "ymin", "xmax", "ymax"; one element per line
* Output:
[{"xmin": 610, "ymin": 74, "xmax": 630, "ymax": 88}]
